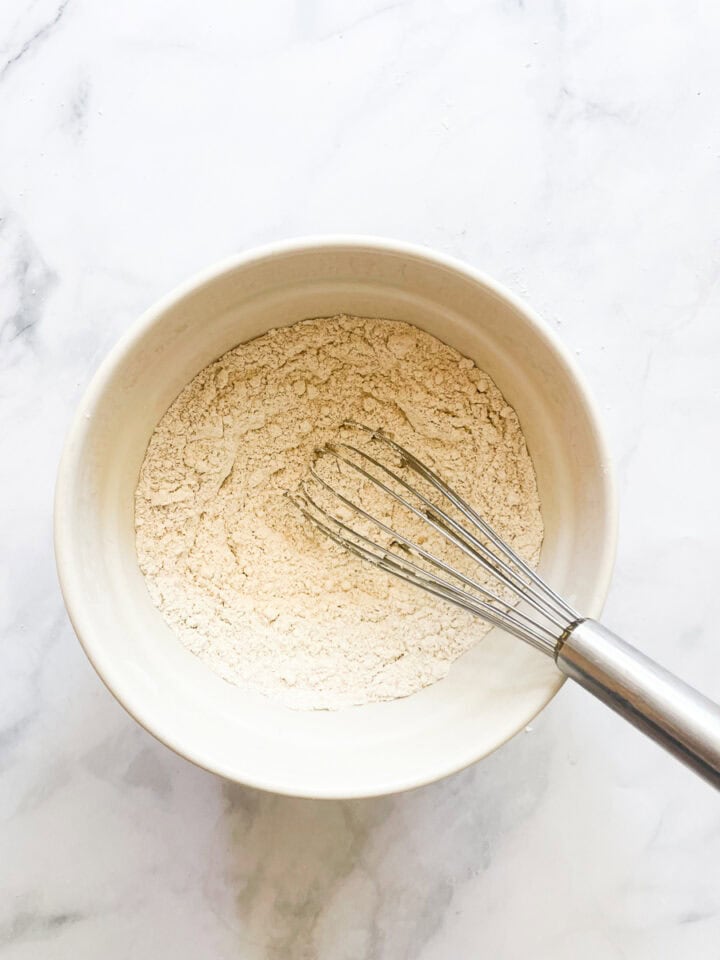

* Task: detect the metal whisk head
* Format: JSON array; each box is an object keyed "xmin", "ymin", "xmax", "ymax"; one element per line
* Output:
[{"xmin": 290, "ymin": 423, "xmax": 580, "ymax": 656}]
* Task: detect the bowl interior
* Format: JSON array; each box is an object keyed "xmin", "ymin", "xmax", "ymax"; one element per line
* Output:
[{"xmin": 56, "ymin": 241, "xmax": 615, "ymax": 797}]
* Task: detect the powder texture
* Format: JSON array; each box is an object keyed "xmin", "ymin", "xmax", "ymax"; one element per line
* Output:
[{"xmin": 135, "ymin": 315, "xmax": 543, "ymax": 709}]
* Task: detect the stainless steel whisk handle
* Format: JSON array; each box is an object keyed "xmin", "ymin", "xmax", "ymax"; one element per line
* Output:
[{"xmin": 557, "ymin": 620, "xmax": 720, "ymax": 788}]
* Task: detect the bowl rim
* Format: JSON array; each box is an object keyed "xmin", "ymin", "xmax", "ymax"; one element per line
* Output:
[{"xmin": 54, "ymin": 234, "xmax": 618, "ymax": 798}]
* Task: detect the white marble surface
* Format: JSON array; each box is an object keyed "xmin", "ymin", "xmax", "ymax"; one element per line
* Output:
[{"xmin": 2, "ymin": 0, "xmax": 720, "ymax": 956}]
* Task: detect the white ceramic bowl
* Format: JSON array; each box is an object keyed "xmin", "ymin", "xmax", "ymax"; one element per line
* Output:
[{"xmin": 55, "ymin": 237, "xmax": 616, "ymax": 798}]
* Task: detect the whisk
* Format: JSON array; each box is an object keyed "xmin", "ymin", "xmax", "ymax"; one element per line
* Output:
[{"xmin": 291, "ymin": 423, "xmax": 720, "ymax": 789}]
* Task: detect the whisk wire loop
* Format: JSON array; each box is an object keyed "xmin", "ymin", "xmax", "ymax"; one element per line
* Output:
[
  {"xmin": 293, "ymin": 486, "xmax": 559, "ymax": 650},
  {"xmin": 318, "ymin": 440, "xmax": 572, "ymax": 631},
  {"xmin": 295, "ymin": 424, "xmax": 580, "ymax": 655},
  {"xmin": 349, "ymin": 426, "xmax": 576, "ymax": 621}
]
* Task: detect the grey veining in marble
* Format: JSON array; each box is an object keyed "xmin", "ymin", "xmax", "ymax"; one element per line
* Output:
[{"xmin": 2, "ymin": 1, "xmax": 720, "ymax": 956}]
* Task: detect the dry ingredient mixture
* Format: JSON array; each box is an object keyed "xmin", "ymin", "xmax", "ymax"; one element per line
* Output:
[{"xmin": 135, "ymin": 315, "xmax": 543, "ymax": 709}]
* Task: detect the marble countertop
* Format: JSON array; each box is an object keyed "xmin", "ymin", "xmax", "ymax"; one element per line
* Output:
[{"xmin": 2, "ymin": 1, "xmax": 720, "ymax": 956}]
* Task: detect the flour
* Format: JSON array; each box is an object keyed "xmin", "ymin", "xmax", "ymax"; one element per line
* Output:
[{"xmin": 135, "ymin": 315, "xmax": 543, "ymax": 709}]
